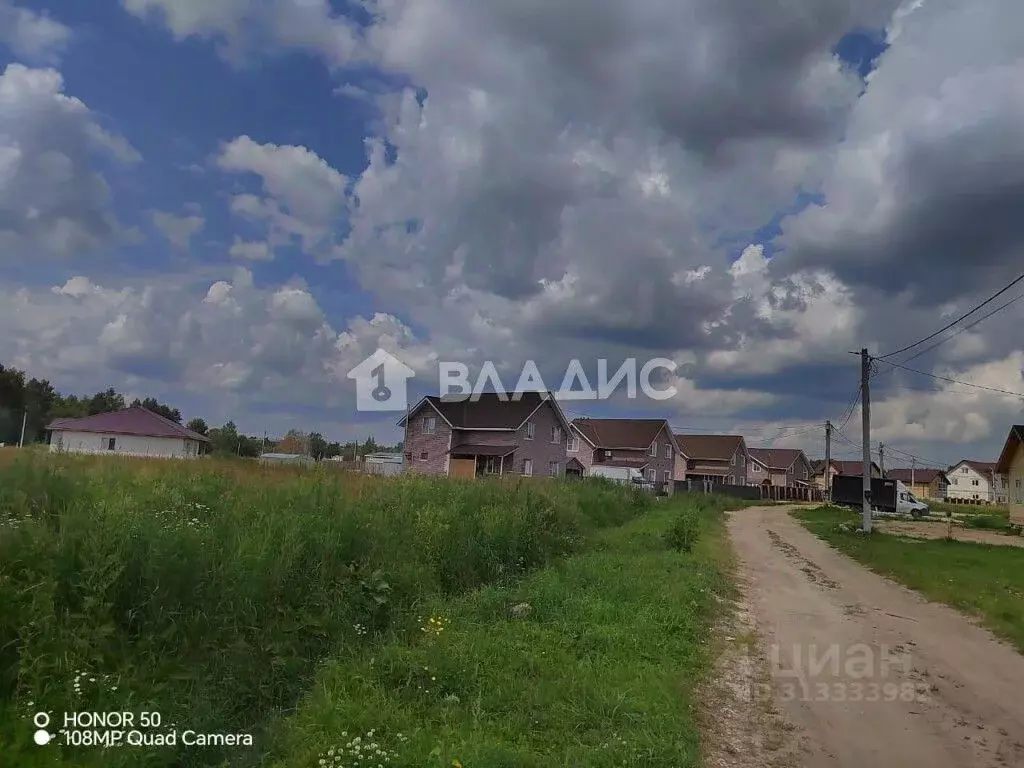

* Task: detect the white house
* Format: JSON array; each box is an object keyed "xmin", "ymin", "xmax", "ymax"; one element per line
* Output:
[
  {"xmin": 946, "ymin": 460, "xmax": 1007, "ymax": 504},
  {"xmin": 47, "ymin": 407, "xmax": 209, "ymax": 458}
]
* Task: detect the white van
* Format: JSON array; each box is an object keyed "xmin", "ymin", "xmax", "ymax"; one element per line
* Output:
[{"xmin": 895, "ymin": 481, "xmax": 930, "ymax": 518}]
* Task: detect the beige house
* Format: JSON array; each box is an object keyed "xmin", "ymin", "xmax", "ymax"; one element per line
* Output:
[
  {"xmin": 809, "ymin": 459, "xmax": 883, "ymax": 491},
  {"xmin": 884, "ymin": 468, "xmax": 949, "ymax": 501},
  {"xmin": 996, "ymin": 425, "xmax": 1024, "ymax": 524}
]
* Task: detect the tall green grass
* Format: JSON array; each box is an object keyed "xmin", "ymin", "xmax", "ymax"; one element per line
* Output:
[
  {"xmin": 266, "ymin": 496, "xmax": 737, "ymax": 768},
  {"xmin": 0, "ymin": 455, "xmax": 650, "ymax": 766}
]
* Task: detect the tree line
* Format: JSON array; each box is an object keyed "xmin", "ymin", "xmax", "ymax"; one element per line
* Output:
[{"xmin": 0, "ymin": 363, "xmax": 401, "ymax": 459}]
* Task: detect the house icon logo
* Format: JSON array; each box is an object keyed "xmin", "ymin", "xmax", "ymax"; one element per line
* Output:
[{"xmin": 347, "ymin": 349, "xmax": 416, "ymax": 412}]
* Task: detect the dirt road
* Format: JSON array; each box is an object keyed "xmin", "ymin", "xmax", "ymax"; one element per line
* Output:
[{"xmin": 713, "ymin": 505, "xmax": 1024, "ymax": 768}]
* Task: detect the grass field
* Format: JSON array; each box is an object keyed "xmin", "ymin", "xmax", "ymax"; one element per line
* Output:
[
  {"xmin": 795, "ymin": 506, "xmax": 1024, "ymax": 653},
  {"xmin": 927, "ymin": 499, "xmax": 1011, "ymax": 520},
  {"xmin": 0, "ymin": 452, "xmax": 654, "ymax": 766},
  {"xmin": 265, "ymin": 496, "xmax": 738, "ymax": 768},
  {"xmin": 0, "ymin": 452, "xmax": 740, "ymax": 767}
]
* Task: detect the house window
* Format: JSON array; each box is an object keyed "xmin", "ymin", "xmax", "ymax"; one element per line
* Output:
[
  {"xmin": 663, "ymin": 470, "xmax": 672, "ymax": 483},
  {"xmin": 422, "ymin": 416, "xmax": 436, "ymax": 435},
  {"xmin": 551, "ymin": 426, "xmax": 562, "ymax": 445},
  {"xmin": 548, "ymin": 460, "xmax": 560, "ymax": 476},
  {"xmin": 419, "ymin": 451, "xmax": 428, "ymax": 461},
  {"xmin": 483, "ymin": 456, "xmax": 499, "ymax": 475},
  {"xmin": 972, "ymin": 479, "xmax": 979, "ymax": 486},
  {"xmin": 666, "ymin": 444, "xmax": 673, "ymax": 460},
  {"xmin": 522, "ymin": 459, "xmax": 534, "ymax": 476},
  {"xmin": 106, "ymin": 437, "xmax": 116, "ymax": 451},
  {"xmin": 962, "ymin": 467, "xmax": 968, "ymax": 473},
  {"xmin": 730, "ymin": 454, "xmax": 736, "ymax": 466},
  {"xmin": 646, "ymin": 468, "xmax": 656, "ymax": 482},
  {"xmin": 649, "ymin": 443, "xmax": 658, "ymax": 457},
  {"xmin": 525, "ymin": 422, "xmax": 535, "ymax": 440},
  {"xmin": 568, "ymin": 436, "xmax": 579, "ymax": 453},
  {"xmin": 1016, "ymin": 479, "xmax": 1021, "ymax": 489},
  {"xmin": 739, "ymin": 453, "xmax": 745, "ymax": 466},
  {"xmin": 952, "ymin": 478, "xmax": 958, "ymax": 485}
]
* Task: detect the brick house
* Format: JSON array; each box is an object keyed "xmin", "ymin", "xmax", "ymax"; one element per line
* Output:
[
  {"xmin": 569, "ymin": 418, "xmax": 679, "ymax": 489},
  {"xmin": 747, "ymin": 448, "xmax": 813, "ymax": 488},
  {"xmin": 675, "ymin": 434, "xmax": 750, "ymax": 486},
  {"xmin": 398, "ymin": 391, "xmax": 572, "ymax": 478}
]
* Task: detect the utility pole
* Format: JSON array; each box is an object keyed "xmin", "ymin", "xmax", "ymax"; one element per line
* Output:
[
  {"xmin": 911, "ymin": 457, "xmax": 915, "ymax": 486},
  {"xmin": 879, "ymin": 443, "xmax": 885, "ymax": 476},
  {"xmin": 18, "ymin": 409, "xmax": 27, "ymax": 448},
  {"xmin": 861, "ymin": 348, "xmax": 873, "ymax": 532},
  {"xmin": 825, "ymin": 420, "xmax": 832, "ymax": 501}
]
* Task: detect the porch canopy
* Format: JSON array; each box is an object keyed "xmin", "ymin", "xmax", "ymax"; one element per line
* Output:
[{"xmin": 448, "ymin": 443, "xmax": 516, "ymax": 457}]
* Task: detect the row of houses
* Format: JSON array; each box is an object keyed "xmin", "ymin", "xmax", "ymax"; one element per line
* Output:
[
  {"xmin": 398, "ymin": 391, "xmax": 824, "ymax": 493},
  {"xmin": 37, "ymin": 399, "xmax": 1024, "ymax": 520}
]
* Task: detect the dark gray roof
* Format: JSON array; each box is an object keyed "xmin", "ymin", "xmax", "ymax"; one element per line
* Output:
[
  {"xmin": 402, "ymin": 391, "xmax": 569, "ymax": 431},
  {"xmin": 571, "ymin": 418, "xmax": 674, "ymax": 450},
  {"xmin": 675, "ymin": 434, "xmax": 744, "ymax": 461},
  {"xmin": 748, "ymin": 448, "xmax": 806, "ymax": 471}
]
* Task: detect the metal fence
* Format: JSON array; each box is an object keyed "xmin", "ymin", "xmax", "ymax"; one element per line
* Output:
[{"xmin": 674, "ymin": 480, "xmax": 823, "ymax": 503}]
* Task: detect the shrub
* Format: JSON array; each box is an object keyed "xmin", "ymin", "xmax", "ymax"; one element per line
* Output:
[
  {"xmin": 963, "ymin": 514, "xmax": 1010, "ymax": 532},
  {"xmin": 664, "ymin": 507, "xmax": 701, "ymax": 552}
]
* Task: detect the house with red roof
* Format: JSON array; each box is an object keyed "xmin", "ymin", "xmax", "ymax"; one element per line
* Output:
[{"xmin": 46, "ymin": 407, "xmax": 210, "ymax": 459}]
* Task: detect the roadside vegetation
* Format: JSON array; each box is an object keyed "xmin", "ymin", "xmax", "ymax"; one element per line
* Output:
[
  {"xmin": 0, "ymin": 453, "xmax": 652, "ymax": 766},
  {"xmin": 927, "ymin": 499, "xmax": 1011, "ymax": 520},
  {"xmin": 266, "ymin": 495, "xmax": 739, "ymax": 768},
  {"xmin": 795, "ymin": 506, "xmax": 1024, "ymax": 653},
  {"xmin": 0, "ymin": 452, "xmax": 746, "ymax": 768}
]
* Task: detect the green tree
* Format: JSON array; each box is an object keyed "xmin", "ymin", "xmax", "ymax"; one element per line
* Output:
[
  {"xmin": 87, "ymin": 388, "xmax": 126, "ymax": 415},
  {"xmin": 309, "ymin": 432, "xmax": 328, "ymax": 460},
  {"xmin": 186, "ymin": 417, "xmax": 209, "ymax": 436},
  {"xmin": 208, "ymin": 421, "xmax": 240, "ymax": 455},
  {"xmin": 131, "ymin": 397, "xmax": 182, "ymax": 423}
]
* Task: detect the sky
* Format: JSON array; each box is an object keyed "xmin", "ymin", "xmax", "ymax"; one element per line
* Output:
[{"xmin": 1, "ymin": 0, "xmax": 1023, "ymax": 467}]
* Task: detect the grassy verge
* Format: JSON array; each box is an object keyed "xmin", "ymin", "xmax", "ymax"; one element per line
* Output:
[
  {"xmin": 266, "ymin": 496, "xmax": 739, "ymax": 768},
  {"xmin": 927, "ymin": 500, "xmax": 1011, "ymax": 520},
  {"xmin": 794, "ymin": 506, "xmax": 1024, "ymax": 652},
  {"xmin": 0, "ymin": 454, "xmax": 651, "ymax": 767}
]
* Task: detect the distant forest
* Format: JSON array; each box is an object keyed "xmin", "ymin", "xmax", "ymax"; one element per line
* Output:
[{"xmin": 0, "ymin": 363, "xmax": 401, "ymax": 459}]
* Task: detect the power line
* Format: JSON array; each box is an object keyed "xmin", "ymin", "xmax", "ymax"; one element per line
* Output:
[
  {"xmin": 835, "ymin": 384, "xmax": 862, "ymax": 431},
  {"xmin": 897, "ymin": 291, "xmax": 1024, "ymax": 365},
  {"xmin": 878, "ymin": 270, "xmax": 1024, "ymax": 360},
  {"xmin": 836, "ymin": 425, "xmax": 952, "ymax": 470},
  {"xmin": 874, "ymin": 359, "xmax": 1024, "ymax": 400}
]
